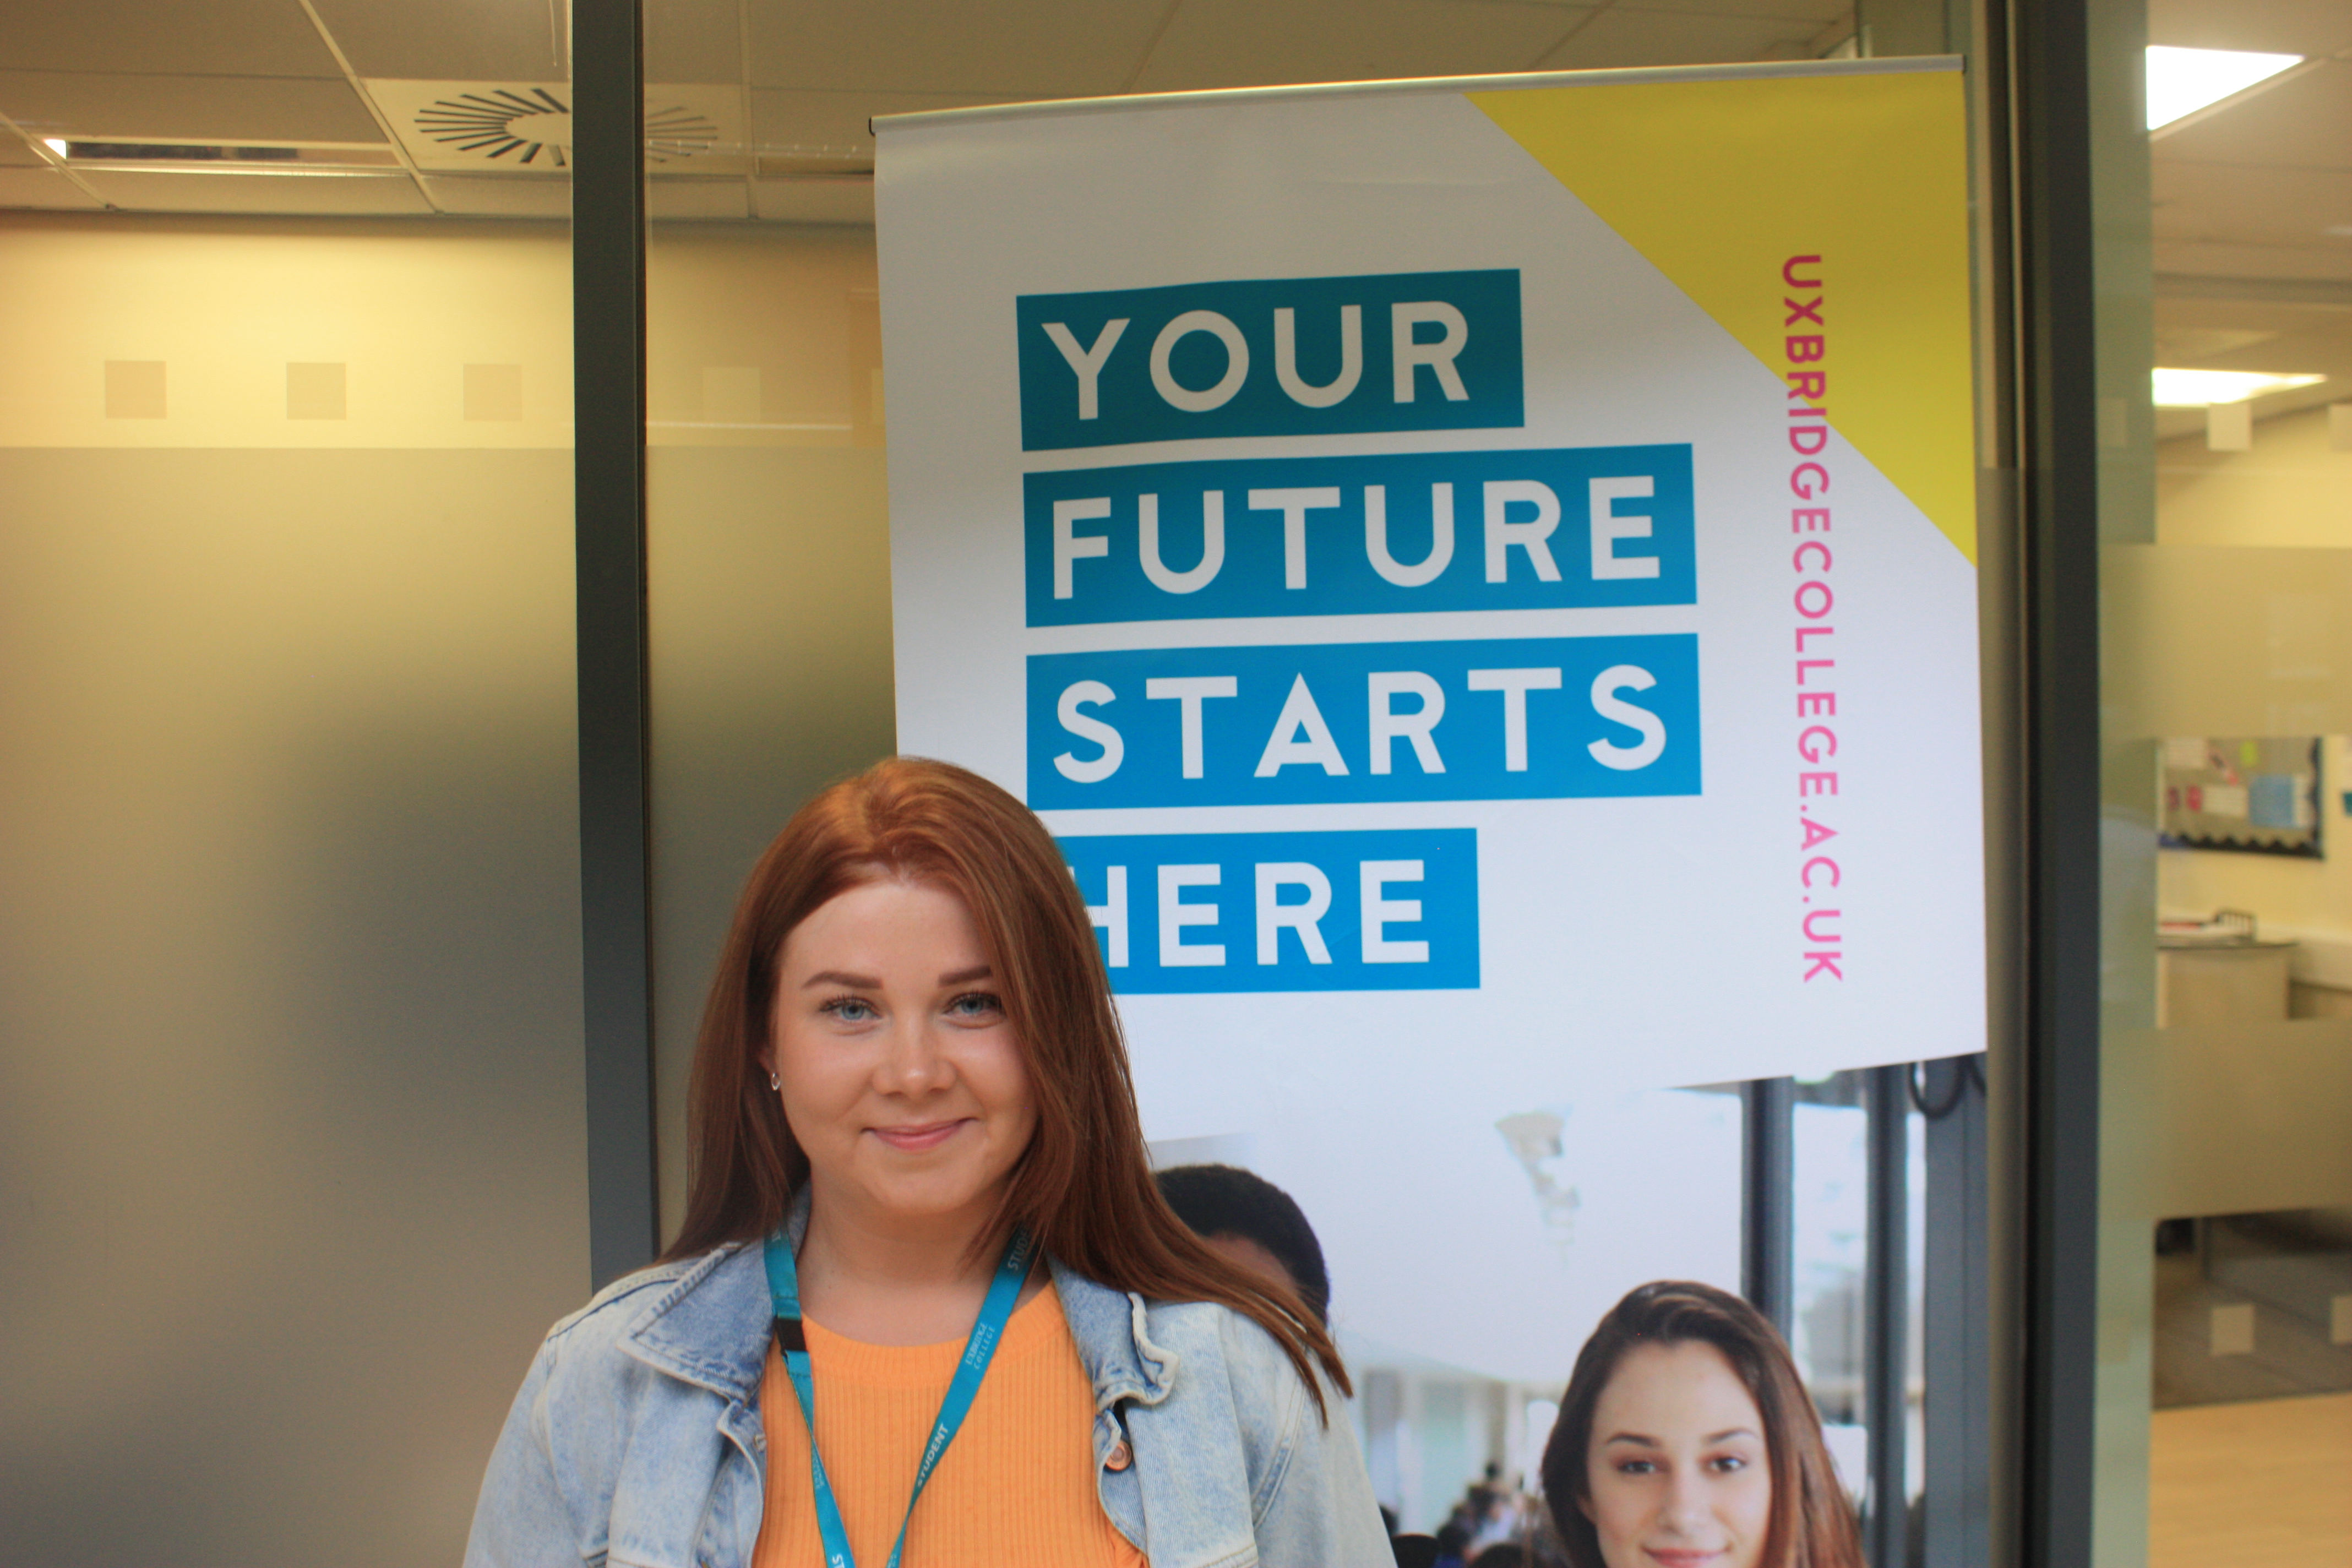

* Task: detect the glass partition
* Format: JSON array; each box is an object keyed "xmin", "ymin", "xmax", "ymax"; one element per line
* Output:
[
  {"xmin": 2088, "ymin": 2, "xmax": 2352, "ymax": 1564},
  {"xmin": 0, "ymin": 13, "xmax": 585, "ymax": 1564},
  {"xmin": 641, "ymin": 8, "xmax": 1992, "ymax": 1563}
]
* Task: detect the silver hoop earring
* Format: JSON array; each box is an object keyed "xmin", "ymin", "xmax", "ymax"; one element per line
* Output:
[{"xmin": 767, "ymin": 1071, "xmax": 781, "ymax": 1091}]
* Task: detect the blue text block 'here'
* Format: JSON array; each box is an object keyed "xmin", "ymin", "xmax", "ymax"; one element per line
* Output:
[{"xmin": 1059, "ymin": 828, "xmax": 1478, "ymax": 993}]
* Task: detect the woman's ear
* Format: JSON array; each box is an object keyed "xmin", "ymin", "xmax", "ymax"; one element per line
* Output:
[{"xmin": 1576, "ymin": 1488, "xmax": 1595, "ymax": 1524}]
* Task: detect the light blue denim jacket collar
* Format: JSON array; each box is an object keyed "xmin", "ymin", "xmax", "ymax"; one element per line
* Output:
[{"xmin": 617, "ymin": 1190, "xmax": 1179, "ymax": 1419}]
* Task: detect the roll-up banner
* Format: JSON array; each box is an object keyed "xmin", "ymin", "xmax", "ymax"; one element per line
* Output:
[{"xmin": 878, "ymin": 58, "xmax": 1981, "ymax": 1505}]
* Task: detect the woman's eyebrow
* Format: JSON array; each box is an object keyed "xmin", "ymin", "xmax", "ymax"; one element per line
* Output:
[
  {"xmin": 937, "ymin": 965, "xmax": 992, "ymax": 986},
  {"xmin": 1705, "ymin": 1427, "xmax": 1761, "ymax": 1443},
  {"xmin": 1601, "ymin": 1432, "xmax": 1662, "ymax": 1448},
  {"xmin": 803, "ymin": 970, "xmax": 881, "ymax": 989}
]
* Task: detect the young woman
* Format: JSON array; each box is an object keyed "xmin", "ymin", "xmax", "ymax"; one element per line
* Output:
[
  {"xmin": 466, "ymin": 757, "xmax": 1389, "ymax": 1568},
  {"xmin": 1537, "ymin": 1282, "xmax": 1863, "ymax": 1568}
]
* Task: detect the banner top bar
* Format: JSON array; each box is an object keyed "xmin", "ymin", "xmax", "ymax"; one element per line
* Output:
[{"xmin": 873, "ymin": 54, "xmax": 1963, "ymax": 134}]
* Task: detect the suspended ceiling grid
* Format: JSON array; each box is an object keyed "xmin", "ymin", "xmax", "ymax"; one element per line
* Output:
[
  {"xmin": 0, "ymin": 0, "xmax": 2342, "ymax": 411},
  {"xmin": 2146, "ymin": 0, "xmax": 2352, "ymax": 431},
  {"xmin": 0, "ymin": 0, "xmax": 1854, "ymax": 222}
]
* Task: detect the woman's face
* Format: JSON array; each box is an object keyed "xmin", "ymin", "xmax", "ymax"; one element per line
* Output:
[
  {"xmin": 763, "ymin": 878, "xmax": 1036, "ymax": 1237},
  {"xmin": 1582, "ymin": 1340, "xmax": 1773, "ymax": 1568}
]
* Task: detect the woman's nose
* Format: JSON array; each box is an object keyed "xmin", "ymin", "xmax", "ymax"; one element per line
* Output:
[
  {"xmin": 1658, "ymin": 1473, "xmax": 1711, "ymax": 1532},
  {"xmin": 876, "ymin": 1020, "xmax": 955, "ymax": 1091}
]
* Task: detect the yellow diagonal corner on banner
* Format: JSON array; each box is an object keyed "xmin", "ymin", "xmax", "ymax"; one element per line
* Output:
[{"xmin": 1470, "ymin": 69, "xmax": 1977, "ymax": 564}]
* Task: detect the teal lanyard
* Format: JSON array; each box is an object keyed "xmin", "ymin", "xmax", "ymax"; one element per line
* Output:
[{"xmin": 763, "ymin": 1224, "xmax": 1035, "ymax": 1568}]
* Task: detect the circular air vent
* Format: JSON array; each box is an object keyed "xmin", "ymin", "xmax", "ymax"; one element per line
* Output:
[
  {"xmin": 643, "ymin": 104, "xmax": 721, "ymax": 164},
  {"xmin": 415, "ymin": 89, "xmax": 573, "ymax": 167},
  {"xmin": 411, "ymin": 89, "xmax": 721, "ymax": 168}
]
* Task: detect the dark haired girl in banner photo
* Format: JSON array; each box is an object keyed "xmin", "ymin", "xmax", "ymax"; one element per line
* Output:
[
  {"xmin": 466, "ymin": 757, "xmax": 1390, "ymax": 1568},
  {"xmin": 1539, "ymin": 1282, "xmax": 1864, "ymax": 1568}
]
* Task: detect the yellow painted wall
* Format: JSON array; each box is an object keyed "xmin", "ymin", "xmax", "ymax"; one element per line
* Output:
[
  {"xmin": 0, "ymin": 214, "xmax": 573, "ymax": 448},
  {"xmin": 2158, "ymin": 402, "xmax": 2352, "ymax": 550},
  {"xmin": 0, "ymin": 213, "xmax": 881, "ymax": 451},
  {"xmin": 645, "ymin": 224, "xmax": 882, "ymax": 448}
]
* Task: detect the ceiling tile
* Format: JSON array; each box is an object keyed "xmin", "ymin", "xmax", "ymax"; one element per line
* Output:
[
  {"xmin": 645, "ymin": 0, "xmax": 743, "ymax": 86},
  {"xmin": 2148, "ymin": 0, "xmax": 2352, "ymax": 57},
  {"xmin": 1615, "ymin": 0, "xmax": 1848, "ymax": 21},
  {"xmin": 0, "ymin": 133, "xmax": 47, "ymax": 166},
  {"xmin": 309, "ymin": 0, "xmax": 571, "ymax": 83},
  {"xmin": 747, "ymin": 0, "xmax": 1169, "ymax": 95},
  {"xmin": 0, "ymin": 167, "xmax": 105, "ymax": 209},
  {"xmin": 2, "ymin": 0, "xmax": 342, "ymax": 76},
  {"xmin": 2149, "ymin": 291, "xmax": 2352, "ymax": 433},
  {"xmin": 2154, "ymin": 162, "xmax": 2352, "ymax": 248},
  {"xmin": 362, "ymin": 79, "xmax": 748, "ymax": 174},
  {"xmin": 2154, "ymin": 237, "xmax": 2352, "ymax": 284},
  {"xmin": 2150, "ymin": 326, "xmax": 2280, "ymax": 362},
  {"xmin": 1534, "ymin": 6, "xmax": 1823, "ymax": 67},
  {"xmin": 2155, "ymin": 60, "xmax": 2352, "ymax": 173},
  {"xmin": 752, "ymin": 178, "xmax": 875, "ymax": 225},
  {"xmin": 75, "ymin": 167, "xmax": 433, "ymax": 215},
  {"xmin": 1130, "ymin": 0, "xmax": 1591, "ymax": 93},
  {"xmin": 363, "ymin": 80, "xmax": 575, "ymax": 171},
  {"xmin": 2151, "ymin": 294, "xmax": 2352, "ymax": 393},
  {"xmin": 651, "ymin": 177, "xmax": 751, "ymax": 222},
  {"xmin": 0, "ymin": 72, "xmax": 383, "ymax": 144},
  {"xmin": 754, "ymin": 89, "xmax": 1008, "ymax": 157},
  {"xmin": 420, "ymin": 173, "xmax": 571, "ymax": 218}
]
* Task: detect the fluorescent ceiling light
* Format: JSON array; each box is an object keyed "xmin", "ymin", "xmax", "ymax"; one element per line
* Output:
[
  {"xmin": 43, "ymin": 138, "xmax": 67, "ymax": 156},
  {"xmin": 2147, "ymin": 45, "xmax": 2303, "ymax": 130},
  {"xmin": 2152, "ymin": 368, "xmax": 2323, "ymax": 406}
]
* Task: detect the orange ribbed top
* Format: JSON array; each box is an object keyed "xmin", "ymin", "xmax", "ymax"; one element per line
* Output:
[{"xmin": 752, "ymin": 1283, "xmax": 1148, "ymax": 1568}]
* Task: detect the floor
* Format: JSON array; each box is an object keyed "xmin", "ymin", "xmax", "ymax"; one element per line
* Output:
[
  {"xmin": 2152, "ymin": 1218, "xmax": 2352, "ymax": 1408},
  {"xmin": 2148, "ymin": 1392, "xmax": 2352, "ymax": 1568}
]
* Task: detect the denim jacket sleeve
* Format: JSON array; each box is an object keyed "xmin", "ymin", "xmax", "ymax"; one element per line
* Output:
[
  {"xmin": 464, "ymin": 1257, "xmax": 764, "ymax": 1568},
  {"xmin": 466, "ymin": 1331, "xmax": 594, "ymax": 1568},
  {"xmin": 1216, "ymin": 1311, "xmax": 1392, "ymax": 1568},
  {"xmin": 1119, "ymin": 1298, "xmax": 1392, "ymax": 1568}
]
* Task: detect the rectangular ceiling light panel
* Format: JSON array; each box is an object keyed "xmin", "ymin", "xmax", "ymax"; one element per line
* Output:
[
  {"xmin": 2151, "ymin": 367, "xmax": 2323, "ymax": 406},
  {"xmin": 2146, "ymin": 45, "xmax": 2303, "ymax": 131}
]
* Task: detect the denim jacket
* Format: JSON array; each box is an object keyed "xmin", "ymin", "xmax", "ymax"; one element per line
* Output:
[{"xmin": 465, "ymin": 1208, "xmax": 1391, "ymax": 1568}]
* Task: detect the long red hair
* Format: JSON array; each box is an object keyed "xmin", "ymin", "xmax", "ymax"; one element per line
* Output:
[{"xmin": 662, "ymin": 756, "xmax": 1348, "ymax": 1408}]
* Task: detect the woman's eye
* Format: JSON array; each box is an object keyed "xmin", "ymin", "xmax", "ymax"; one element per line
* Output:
[
  {"xmin": 820, "ymin": 997, "xmax": 878, "ymax": 1023},
  {"xmin": 1615, "ymin": 1459, "xmax": 1658, "ymax": 1476},
  {"xmin": 1708, "ymin": 1454, "xmax": 1749, "ymax": 1474},
  {"xmin": 945, "ymin": 991, "xmax": 1004, "ymax": 1021}
]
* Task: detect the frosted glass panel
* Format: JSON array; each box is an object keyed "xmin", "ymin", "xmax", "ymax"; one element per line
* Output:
[
  {"xmin": 646, "ymin": 448, "xmax": 897, "ymax": 1240},
  {"xmin": 0, "ymin": 449, "xmax": 587, "ymax": 1567},
  {"xmin": 2095, "ymin": 30, "xmax": 2352, "ymax": 1550},
  {"xmin": 0, "ymin": 214, "xmax": 586, "ymax": 1567},
  {"xmin": 644, "ymin": 226, "xmax": 897, "ymax": 1243}
]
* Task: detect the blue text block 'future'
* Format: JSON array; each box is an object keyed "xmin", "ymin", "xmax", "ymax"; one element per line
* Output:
[{"xmin": 1026, "ymin": 445, "xmax": 1695, "ymax": 626}]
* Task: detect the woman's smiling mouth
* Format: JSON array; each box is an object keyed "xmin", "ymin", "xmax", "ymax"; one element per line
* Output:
[{"xmin": 869, "ymin": 1119, "xmax": 968, "ymax": 1152}]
